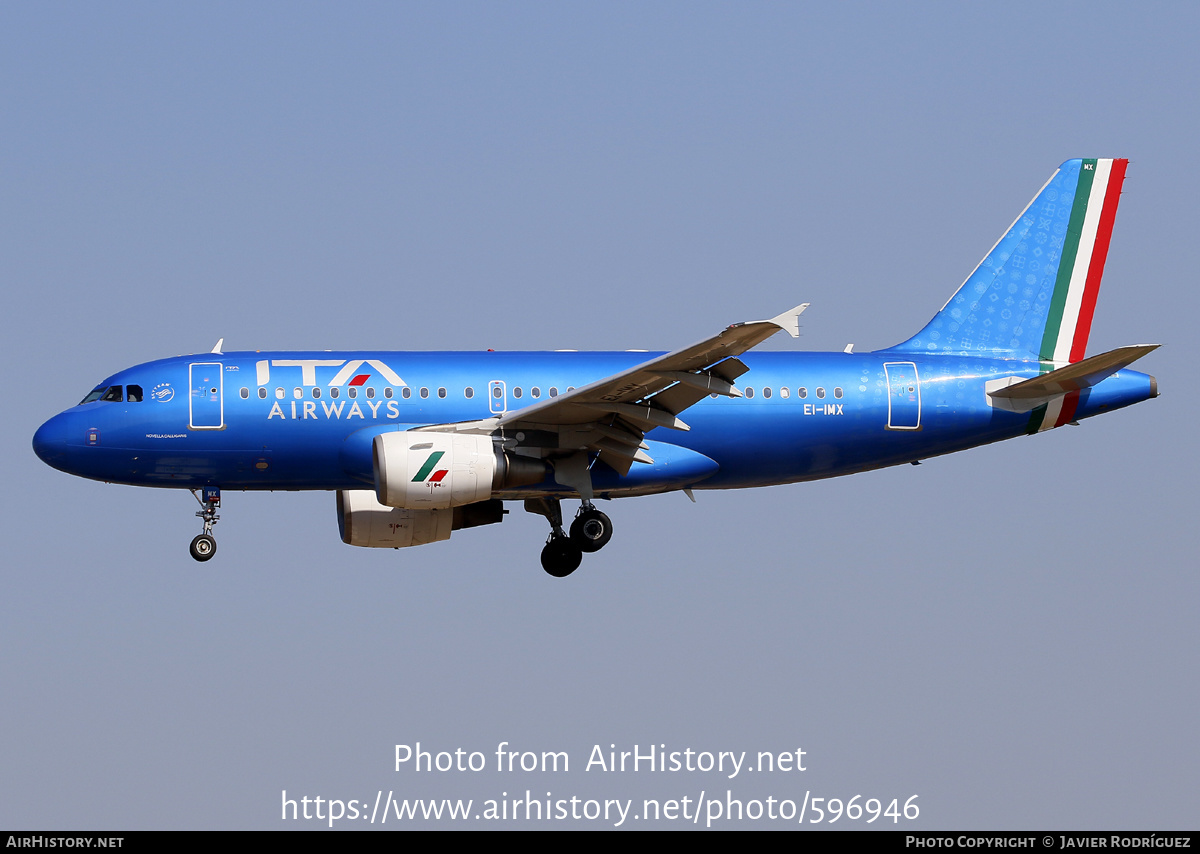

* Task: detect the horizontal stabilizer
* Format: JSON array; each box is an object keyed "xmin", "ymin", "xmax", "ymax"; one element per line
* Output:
[{"xmin": 989, "ymin": 345, "xmax": 1159, "ymax": 401}]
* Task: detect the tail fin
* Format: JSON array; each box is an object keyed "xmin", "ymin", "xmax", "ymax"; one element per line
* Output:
[{"xmin": 886, "ymin": 158, "xmax": 1128, "ymax": 363}]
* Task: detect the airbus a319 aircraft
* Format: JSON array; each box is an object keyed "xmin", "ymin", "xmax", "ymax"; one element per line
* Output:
[{"xmin": 33, "ymin": 159, "xmax": 1158, "ymax": 576}]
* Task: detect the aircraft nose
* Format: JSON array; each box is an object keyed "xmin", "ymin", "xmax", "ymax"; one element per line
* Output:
[{"xmin": 32, "ymin": 412, "xmax": 71, "ymax": 469}]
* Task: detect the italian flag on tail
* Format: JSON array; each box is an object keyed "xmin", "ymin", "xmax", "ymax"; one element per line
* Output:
[
  {"xmin": 1026, "ymin": 386, "xmax": 1080, "ymax": 433},
  {"xmin": 1039, "ymin": 158, "xmax": 1128, "ymax": 366},
  {"xmin": 1028, "ymin": 158, "xmax": 1127, "ymax": 434}
]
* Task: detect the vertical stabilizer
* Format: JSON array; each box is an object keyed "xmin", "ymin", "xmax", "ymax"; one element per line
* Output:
[{"xmin": 886, "ymin": 159, "xmax": 1128, "ymax": 363}]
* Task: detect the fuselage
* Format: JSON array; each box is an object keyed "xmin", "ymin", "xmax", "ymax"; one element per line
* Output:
[
  {"xmin": 32, "ymin": 349, "xmax": 1156, "ymax": 498},
  {"xmin": 29, "ymin": 159, "xmax": 1159, "ymax": 574}
]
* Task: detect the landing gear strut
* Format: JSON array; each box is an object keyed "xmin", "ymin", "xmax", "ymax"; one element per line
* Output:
[
  {"xmin": 526, "ymin": 497, "xmax": 612, "ymax": 577},
  {"xmin": 189, "ymin": 487, "xmax": 220, "ymax": 562},
  {"xmin": 525, "ymin": 497, "xmax": 582, "ymax": 577}
]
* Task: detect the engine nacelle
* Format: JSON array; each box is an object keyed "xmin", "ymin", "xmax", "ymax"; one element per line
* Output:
[
  {"xmin": 373, "ymin": 431, "xmax": 545, "ymax": 510},
  {"xmin": 337, "ymin": 489, "xmax": 453, "ymax": 548},
  {"xmin": 337, "ymin": 490, "xmax": 509, "ymax": 548}
]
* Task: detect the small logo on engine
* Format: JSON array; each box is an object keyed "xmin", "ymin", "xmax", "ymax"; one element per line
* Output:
[{"xmin": 412, "ymin": 450, "xmax": 449, "ymax": 485}]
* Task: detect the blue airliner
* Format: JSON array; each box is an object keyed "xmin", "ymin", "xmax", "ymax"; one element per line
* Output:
[{"xmin": 33, "ymin": 159, "xmax": 1158, "ymax": 576}]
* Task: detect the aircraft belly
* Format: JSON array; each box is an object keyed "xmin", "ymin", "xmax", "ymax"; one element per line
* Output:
[{"xmin": 675, "ymin": 388, "xmax": 1028, "ymax": 489}]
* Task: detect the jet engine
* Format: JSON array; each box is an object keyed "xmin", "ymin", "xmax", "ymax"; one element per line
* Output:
[
  {"xmin": 337, "ymin": 489, "xmax": 453, "ymax": 548},
  {"xmin": 337, "ymin": 489, "xmax": 508, "ymax": 548},
  {"xmin": 373, "ymin": 431, "xmax": 546, "ymax": 510}
]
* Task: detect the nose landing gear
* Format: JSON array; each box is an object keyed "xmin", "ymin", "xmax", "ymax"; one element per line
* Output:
[
  {"xmin": 189, "ymin": 487, "xmax": 221, "ymax": 562},
  {"xmin": 189, "ymin": 533, "xmax": 216, "ymax": 561}
]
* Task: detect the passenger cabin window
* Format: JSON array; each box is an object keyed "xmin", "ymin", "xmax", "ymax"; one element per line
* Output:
[
  {"xmin": 745, "ymin": 387, "xmax": 754, "ymax": 399},
  {"xmin": 366, "ymin": 387, "xmax": 375, "ymax": 399},
  {"xmin": 798, "ymin": 387, "xmax": 807, "ymax": 399},
  {"xmin": 834, "ymin": 387, "xmax": 843, "ymax": 399},
  {"xmin": 420, "ymin": 387, "xmax": 429, "ymax": 399},
  {"xmin": 549, "ymin": 387, "xmax": 559, "ymax": 397},
  {"xmin": 240, "ymin": 388, "xmax": 249, "ymax": 399},
  {"xmin": 465, "ymin": 387, "xmax": 474, "ymax": 399},
  {"xmin": 348, "ymin": 387, "xmax": 357, "ymax": 399},
  {"xmin": 438, "ymin": 387, "xmax": 446, "ymax": 398},
  {"xmin": 763, "ymin": 387, "xmax": 772, "ymax": 399},
  {"xmin": 532, "ymin": 387, "xmax": 541, "ymax": 398},
  {"xmin": 402, "ymin": 387, "xmax": 411, "ymax": 399},
  {"xmin": 780, "ymin": 387, "xmax": 790, "ymax": 399},
  {"xmin": 127, "ymin": 385, "xmax": 143, "ymax": 402},
  {"xmin": 816, "ymin": 387, "xmax": 826, "ymax": 399},
  {"xmin": 513, "ymin": 387, "xmax": 523, "ymax": 399},
  {"xmin": 312, "ymin": 387, "xmax": 321, "ymax": 399},
  {"xmin": 258, "ymin": 388, "xmax": 267, "ymax": 399},
  {"xmin": 384, "ymin": 387, "xmax": 393, "ymax": 399}
]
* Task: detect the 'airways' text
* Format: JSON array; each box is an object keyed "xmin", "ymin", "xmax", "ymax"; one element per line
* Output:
[{"xmin": 267, "ymin": 400, "xmax": 401, "ymax": 420}]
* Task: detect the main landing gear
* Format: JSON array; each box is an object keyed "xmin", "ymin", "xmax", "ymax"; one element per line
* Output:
[
  {"xmin": 526, "ymin": 498, "xmax": 614, "ymax": 578},
  {"xmin": 571, "ymin": 505, "xmax": 613, "ymax": 553},
  {"xmin": 189, "ymin": 487, "xmax": 221, "ymax": 562}
]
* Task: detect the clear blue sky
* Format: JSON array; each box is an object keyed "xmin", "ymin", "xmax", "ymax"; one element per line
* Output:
[{"xmin": 3, "ymin": 2, "xmax": 1195, "ymax": 829}]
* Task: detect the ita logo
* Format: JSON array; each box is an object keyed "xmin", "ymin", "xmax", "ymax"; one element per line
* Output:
[{"xmin": 412, "ymin": 451, "xmax": 449, "ymax": 485}]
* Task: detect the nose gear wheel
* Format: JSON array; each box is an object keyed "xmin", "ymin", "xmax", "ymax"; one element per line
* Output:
[{"xmin": 189, "ymin": 534, "xmax": 216, "ymax": 561}]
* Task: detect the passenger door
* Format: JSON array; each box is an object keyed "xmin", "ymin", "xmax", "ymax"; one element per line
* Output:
[{"xmin": 189, "ymin": 362, "xmax": 225, "ymax": 429}]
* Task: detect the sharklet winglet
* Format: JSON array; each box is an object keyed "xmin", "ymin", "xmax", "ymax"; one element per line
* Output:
[{"xmin": 766, "ymin": 303, "xmax": 809, "ymax": 338}]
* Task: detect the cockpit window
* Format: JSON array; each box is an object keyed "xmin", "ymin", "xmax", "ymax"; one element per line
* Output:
[
  {"xmin": 81, "ymin": 385, "xmax": 126, "ymax": 404},
  {"xmin": 127, "ymin": 385, "xmax": 143, "ymax": 402}
]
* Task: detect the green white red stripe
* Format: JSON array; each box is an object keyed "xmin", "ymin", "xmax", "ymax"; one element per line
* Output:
[
  {"xmin": 1026, "ymin": 386, "xmax": 1081, "ymax": 434},
  {"xmin": 1038, "ymin": 158, "xmax": 1128, "ymax": 365}
]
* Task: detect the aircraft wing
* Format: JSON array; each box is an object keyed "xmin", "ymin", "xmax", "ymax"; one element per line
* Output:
[{"xmin": 490, "ymin": 303, "xmax": 808, "ymax": 474}]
